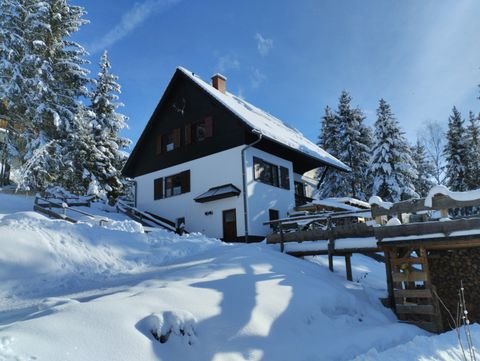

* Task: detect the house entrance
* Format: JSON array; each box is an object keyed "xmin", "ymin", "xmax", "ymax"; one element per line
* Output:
[{"xmin": 222, "ymin": 209, "xmax": 237, "ymax": 241}]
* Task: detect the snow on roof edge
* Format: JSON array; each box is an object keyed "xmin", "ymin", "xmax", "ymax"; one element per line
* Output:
[{"xmin": 177, "ymin": 67, "xmax": 350, "ymax": 172}]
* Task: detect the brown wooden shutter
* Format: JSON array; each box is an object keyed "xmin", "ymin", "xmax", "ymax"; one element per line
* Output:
[
  {"xmin": 173, "ymin": 128, "xmax": 181, "ymax": 148},
  {"xmin": 184, "ymin": 124, "xmax": 191, "ymax": 145},
  {"xmin": 154, "ymin": 178, "xmax": 163, "ymax": 199},
  {"xmin": 204, "ymin": 116, "xmax": 213, "ymax": 138},
  {"xmin": 156, "ymin": 135, "xmax": 162, "ymax": 155},
  {"xmin": 181, "ymin": 170, "xmax": 190, "ymax": 193}
]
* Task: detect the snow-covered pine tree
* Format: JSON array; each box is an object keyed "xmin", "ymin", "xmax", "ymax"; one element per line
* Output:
[
  {"xmin": 444, "ymin": 106, "xmax": 468, "ymax": 191},
  {"xmin": 326, "ymin": 91, "xmax": 372, "ymax": 200},
  {"xmin": 466, "ymin": 111, "xmax": 480, "ymax": 190},
  {"xmin": 317, "ymin": 105, "xmax": 343, "ymax": 197},
  {"xmin": 368, "ymin": 98, "xmax": 418, "ymax": 202},
  {"xmin": 86, "ymin": 50, "xmax": 130, "ymax": 199},
  {"xmin": 0, "ymin": 0, "xmax": 29, "ymax": 175},
  {"xmin": 14, "ymin": 0, "xmax": 90, "ymax": 191},
  {"xmin": 411, "ymin": 140, "xmax": 435, "ymax": 197}
]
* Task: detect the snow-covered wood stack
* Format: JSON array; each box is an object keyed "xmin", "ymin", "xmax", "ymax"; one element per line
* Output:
[{"xmin": 371, "ymin": 185, "xmax": 480, "ymax": 333}]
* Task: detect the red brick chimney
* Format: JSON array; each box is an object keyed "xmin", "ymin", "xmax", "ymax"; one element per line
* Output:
[{"xmin": 211, "ymin": 73, "xmax": 227, "ymax": 94}]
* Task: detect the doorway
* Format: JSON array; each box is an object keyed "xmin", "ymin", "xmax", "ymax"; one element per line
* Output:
[{"xmin": 222, "ymin": 209, "xmax": 237, "ymax": 241}]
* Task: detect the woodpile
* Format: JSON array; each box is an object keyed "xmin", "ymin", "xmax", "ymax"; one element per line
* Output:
[{"xmin": 428, "ymin": 248, "xmax": 480, "ymax": 331}]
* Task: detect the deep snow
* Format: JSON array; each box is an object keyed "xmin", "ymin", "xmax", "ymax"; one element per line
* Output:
[{"xmin": 0, "ymin": 193, "xmax": 477, "ymax": 360}]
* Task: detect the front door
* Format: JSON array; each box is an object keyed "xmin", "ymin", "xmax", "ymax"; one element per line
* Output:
[{"xmin": 222, "ymin": 209, "xmax": 237, "ymax": 241}]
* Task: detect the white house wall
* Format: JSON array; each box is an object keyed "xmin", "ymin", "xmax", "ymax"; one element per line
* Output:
[
  {"xmin": 244, "ymin": 147, "xmax": 295, "ymax": 237},
  {"xmin": 135, "ymin": 146, "xmax": 246, "ymax": 239}
]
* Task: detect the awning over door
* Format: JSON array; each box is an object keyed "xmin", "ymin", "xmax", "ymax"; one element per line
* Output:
[{"xmin": 194, "ymin": 184, "xmax": 241, "ymax": 203}]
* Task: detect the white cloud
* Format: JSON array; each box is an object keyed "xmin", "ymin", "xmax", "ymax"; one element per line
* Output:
[
  {"xmin": 250, "ymin": 68, "xmax": 266, "ymax": 88},
  {"xmin": 254, "ymin": 33, "xmax": 273, "ymax": 56},
  {"xmin": 214, "ymin": 53, "xmax": 240, "ymax": 74},
  {"xmin": 89, "ymin": 0, "xmax": 180, "ymax": 54}
]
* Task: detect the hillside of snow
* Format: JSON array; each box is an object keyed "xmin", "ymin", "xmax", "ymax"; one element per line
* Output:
[{"xmin": 0, "ymin": 193, "xmax": 478, "ymax": 360}]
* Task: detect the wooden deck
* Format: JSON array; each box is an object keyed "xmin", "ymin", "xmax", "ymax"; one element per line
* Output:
[
  {"xmin": 265, "ymin": 211, "xmax": 376, "ymax": 281},
  {"xmin": 267, "ymin": 189, "xmax": 480, "ymax": 333}
]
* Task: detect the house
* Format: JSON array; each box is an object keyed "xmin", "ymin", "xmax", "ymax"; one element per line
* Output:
[{"xmin": 123, "ymin": 67, "xmax": 349, "ymax": 241}]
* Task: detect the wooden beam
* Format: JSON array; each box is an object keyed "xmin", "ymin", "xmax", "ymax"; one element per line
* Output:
[
  {"xmin": 391, "ymin": 257, "xmax": 427, "ymax": 266},
  {"xmin": 371, "ymin": 194, "xmax": 480, "ymax": 218},
  {"xmin": 266, "ymin": 222, "xmax": 374, "ymax": 244},
  {"xmin": 393, "ymin": 288, "xmax": 433, "ymax": 298},
  {"xmin": 395, "ymin": 304, "xmax": 435, "ymax": 315},
  {"xmin": 392, "ymin": 271, "xmax": 428, "ymax": 282},
  {"xmin": 286, "ymin": 247, "xmax": 379, "ymax": 258},
  {"xmin": 375, "ymin": 218, "xmax": 480, "ymax": 241}
]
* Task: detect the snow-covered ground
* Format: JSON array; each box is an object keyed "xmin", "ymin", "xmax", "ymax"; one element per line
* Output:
[{"xmin": 0, "ymin": 193, "xmax": 478, "ymax": 360}]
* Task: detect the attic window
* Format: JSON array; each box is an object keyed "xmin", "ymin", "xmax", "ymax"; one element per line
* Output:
[
  {"xmin": 185, "ymin": 116, "xmax": 213, "ymax": 144},
  {"xmin": 157, "ymin": 128, "xmax": 181, "ymax": 154}
]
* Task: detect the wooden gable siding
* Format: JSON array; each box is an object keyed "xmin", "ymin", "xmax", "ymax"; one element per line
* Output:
[{"xmin": 123, "ymin": 72, "xmax": 247, "ymax": 178}]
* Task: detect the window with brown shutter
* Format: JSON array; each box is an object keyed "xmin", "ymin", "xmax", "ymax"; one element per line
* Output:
[
  {"xmin": 156, "ymin": 135, "xmax": 162, "ymax": 155},
  {"xmin": 173, "ymin": 128, "xmax": 181, "ymax": 148},
  {"xmin": 184, "ymin": 124, "xmax": 191, "ymax": 145},
  {"xmin": 154, "ymin": 178, "xmax": 163, "ymax": 200},
  {"xmin": 164, "ymin": 170, "xmax": 191, "ymax": 198},
  {"xmin": 189, "ymin": 116, "xmax": 214, "ymax": 143},
  {"xmin": 204, "ymin": 116, "xmax": 213, "ymax": 138}
]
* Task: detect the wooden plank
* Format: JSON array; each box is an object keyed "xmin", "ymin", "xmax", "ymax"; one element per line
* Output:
[
  {"xmin": 391, "ymin": 257, "xmax": 426, "ymax": 266},
  {"xmin": 332, "ymin": 223, "xmax": 374, "ymax": 238},
  {"xmin": 266, "ymin": 223, "xmax": 374, "ymax": 244},
  {"xmin": 286, "ymin": 247, "xmax": 379, "ymax": 258},
  {"xmin": 371, "ymin": 194, "xmax": 480, "ymax": 218},
  {"xmin": 375, "ymin": 217, "xmax": 480, "ymax": 241},
  {"xmin": 393, "ymin": 288, "xmax": 433, "ymax": 298},
  {"xmin": 392, "ymin": 271, "xmax": 428, "ymax": 282},
  {"xmin": 395, "ymin": 304, "xmax": 435, "ymax": 315}
]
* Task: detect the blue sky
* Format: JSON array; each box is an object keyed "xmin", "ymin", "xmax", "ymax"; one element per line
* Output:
[{"xmin": 73, "ymin": 0, "xmax": 480, "ymax": 148}]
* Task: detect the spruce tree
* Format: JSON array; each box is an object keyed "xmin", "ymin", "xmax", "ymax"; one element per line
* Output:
[
  {"xmin": 12, "ymin": 0, "xmax": 90, "ymax": 191},
  {"xmin": 444, "ymin": 106, "xmax": 468, "ymax": 191},
  {"xmin": 0, "ymin": 0, "xmax": 29, "ymax": 173},
  {"xmin": 319, "ymin": 91, "xmax": 372, "ymax": 200},
  {"xmin": 466, "ymin": 111, "xmax": 480, "ymax": 190},
  {"xmin": 86, "ymin": 51, "xmax": 130, "ymax": 199},
  {"xmin": 368, "ymin": 98, "xmax": 418, "ymax": 202},
  {"xmin": 318, "ymin": 105, "xmax": 342, "ymax": 197},
  {"xmin": 411, "ymin": 140, "xmax": 435, "ymax": 197}
]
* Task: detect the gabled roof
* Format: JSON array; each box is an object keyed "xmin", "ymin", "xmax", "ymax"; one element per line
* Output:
[{"xmin": 177, "ymin": 67, "xmax": 349, "ymax": 172}]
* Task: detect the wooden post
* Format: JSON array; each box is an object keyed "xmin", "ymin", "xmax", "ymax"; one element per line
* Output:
[
  {"xmin": 327, "ymin": 232, "xmax": 335, "ymax": 272},
  {"xmin": 345, "ymin": 253, "xmax": 352, "ymax": 281},
  {"xmin": 280, "ymin": 226, "xmax": 284, "ymax": 253},
  {"xmin": 327, "ymin": 216, "xmax": 334, "ymax": 272}
]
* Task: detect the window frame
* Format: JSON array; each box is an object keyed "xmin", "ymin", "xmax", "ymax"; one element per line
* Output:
[
  {"xmin": 153, "ymin": 170, "xmax": 190, "ymax": 200},
  {"xmin": 253, "ymin": 156, "xmax": 290, "ymax": 190}
]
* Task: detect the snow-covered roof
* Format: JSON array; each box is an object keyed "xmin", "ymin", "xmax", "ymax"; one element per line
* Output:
[
  {"xmin": 299, "ymin": 197, "xmax": 371, "ymax": 212},
  {"xmin": 177, "ymin": 67, "xmax": 350, "ymax": 172}
]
